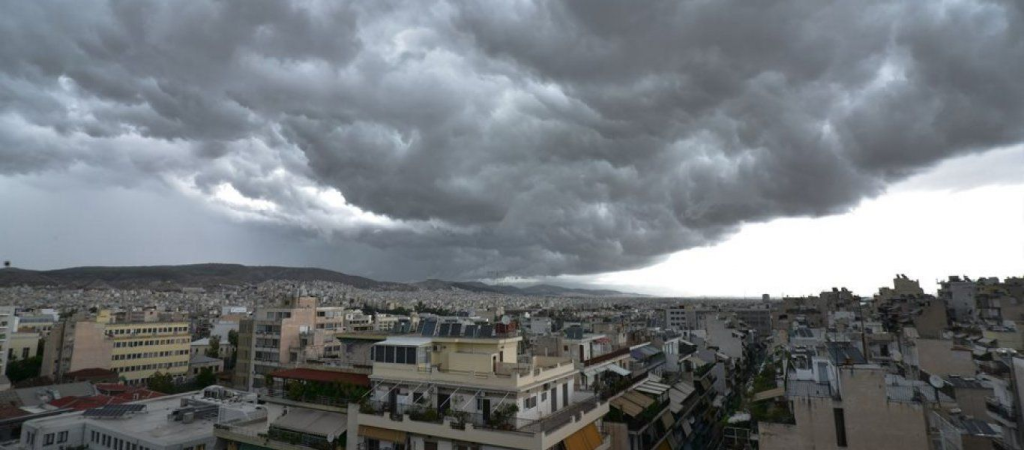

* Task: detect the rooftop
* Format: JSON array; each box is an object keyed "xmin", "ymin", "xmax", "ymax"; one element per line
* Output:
[
  {"xmin": 24, "ymin": 387, "xmax": 264, "ymax": 445},
  {"xmin": 827, "ymin": 342, "xmax": 867, "ymax": 365}
]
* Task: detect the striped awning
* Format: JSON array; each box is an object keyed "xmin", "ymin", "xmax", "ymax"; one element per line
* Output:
[
  {"xmin": 610, "ymin": 396, "xmax": 644, "ymax": 417},
  {"xmin": 358, "ymin": 425, "xmax": 406, "ymax": 443}
]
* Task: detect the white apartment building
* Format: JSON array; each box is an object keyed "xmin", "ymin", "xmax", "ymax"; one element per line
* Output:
[{"xmin": 17, "ymin": 386, "xmax": 266, "ymax": 450}]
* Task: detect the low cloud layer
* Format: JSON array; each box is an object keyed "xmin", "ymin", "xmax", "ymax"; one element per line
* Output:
[{"xmin": 2, "ymin": 0, "xmax": 1023, "ymax": 280}]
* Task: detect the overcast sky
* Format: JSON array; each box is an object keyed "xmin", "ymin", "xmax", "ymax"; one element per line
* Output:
[{"xmin": 2, "ymin": 0, "xmax": 1022, "ymax": 296}]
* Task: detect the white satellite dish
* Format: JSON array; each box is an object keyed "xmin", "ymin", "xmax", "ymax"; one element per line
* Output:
[
  {"xmin": 929, "ymin": 374, "xmax": 946, "ymax": 389},
  {"xmin": 500, "ymin": 315, "xmax": 511, "ymax": 325},
  {"xmin": 524, "ymin": 312, "xmax": 531, "ymax": 319},
  {"xmin": 891, "ymin": 350, "xmax": 902, "ymax": 362}
]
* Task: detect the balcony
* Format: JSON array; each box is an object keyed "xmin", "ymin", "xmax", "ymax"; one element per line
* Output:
[
  {"xmin": 987, "ymin": 397, "xmax": 1016, "ymax": 423},
  {"xmin": 583, "ymin": 347, "xmax": 631, "ymax": 367},
  {"xmin": 370, "ymin": 358, "xmax": 577, "ymax": 390},
  {"xmin": 356, "ymin": 397, "xmax": 609, "ymax": 450}
]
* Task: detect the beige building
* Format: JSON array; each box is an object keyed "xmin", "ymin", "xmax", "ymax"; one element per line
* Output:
[
  {"xmin": 346, "ymin": 320, "xmax": 610, "ymax": 450},
  {"xmin": 41, "ymin": 311, "xmax": 191, "ymax": 384},
  {"xmin": 908, "ymin": 338, "xmax": 977, "ymax": 378},
  {"xmin": 8, "ymin": 331, "xmax": 41, "ymax": 361},
  {"xmin": 760, "ymin": 366, "xmax": 932, "ymax": 450},
  {"xmin": 234, "ymin": 295, "xmax": 349, "ymax": 389},
  {"xmin": 0, "ymin": 306, "xmax": 14, "ymax": 388}
]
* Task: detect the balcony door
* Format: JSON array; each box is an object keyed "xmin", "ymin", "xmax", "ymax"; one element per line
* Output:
[{"xmin": 551, "ymin": 387, "xmax": 558, "ymax": 412}]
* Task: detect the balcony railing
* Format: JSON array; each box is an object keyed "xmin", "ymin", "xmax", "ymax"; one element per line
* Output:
[
  {"xmin": 363, "ymin": 396, "xmax": 603, "ymax": 436},
  {"xmin": 584, "ymin": 347, "xmax": 631, "ymax": 367}
]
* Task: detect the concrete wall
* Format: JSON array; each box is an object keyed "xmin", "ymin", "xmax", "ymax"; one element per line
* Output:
[
  {"xmin": 760, "ymin": 368, "xmax": 930, "ymax": 450},
  {"xmin": 914, "ymin": 300, "xmax": 948, "ymax": 339},
  {"xmin": 916, "ymin": 339, "xmax": 976, "ymax": 377},
  {"xmin": 954, "ymin": 387, "xmax": 991, "ymax": 419},
  {"xmin": 68, "ymin": 322, "xmax": 113, "ymax": 373}
]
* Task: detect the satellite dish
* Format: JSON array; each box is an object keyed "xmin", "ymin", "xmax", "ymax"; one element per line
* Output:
[
  {"xmin": 891, "ymin": 350, "xmax": 902, "ymax": 362},
  {"xmin": 929, "ymin": 374, "xmax": 946, "ymax": 389},
  {"xmin": 524, "ymin": 312, "xmax": 531, "ymax": 319},
  {"xmin": 500, "ymin": 315, "xmax": 511, "ymax": 325}
]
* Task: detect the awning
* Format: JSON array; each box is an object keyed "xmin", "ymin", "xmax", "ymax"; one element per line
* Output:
[
  {"xmin": 660, "ymin": 412, "xmax": 674, "ymax": 429},
  {"xmin": 583, "ymin": 366, "xmax": 609, "ymax": 377},
  {"xmin": 623, "ymin": 391, "xmax": 655, "ymax": 408},
  {"xmin": 563, "ymin": 423, "xmax": 603, "ymax": 450},
  {"xmin": 682, "ymin": 420, "xmax": 693, "ymax": 435},
  {"xmin": 636, "ymin": 381, "xmax": 671, "ymax": 396},
  {"xmin": 673, "ymin": 382, "xmax": 695, "ymax": 398},
  {"xmin": 610, "ymin": 397, "xmax": 645, "ymax": 417},
  {"xmin": 606, "ymin": 364, "xmax": 631, "ymax": 376},
  {"xmin": 358, "ymin": 426, "xmax": 406, "ymax": 443},
  {"xmin": 668, "ymin": 382, "xmax": 695, "ymax": 413},
  {"xmin": 656, "ymin": 439, "xmax": 672, "ymax": 450},
  {"xmin": 752, "ymin": 387, "xmax": 785, "ymax": 402},
  {"xmin": 274, "ymin": 409, "xmax": 347, "ymax": 438},
  {"xmin": 631, "ymin": 345, "xmax": 663, "ymax": 359}
]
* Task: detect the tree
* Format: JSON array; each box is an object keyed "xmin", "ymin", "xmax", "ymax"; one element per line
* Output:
[
  {"xmin": 194, "ymin": 367, "xmax": 216, "ymax": 389},
  {"xmin": 227, "ymin": 329, "xmax": 238, "ymax": 369},
  {"xmin": 205, "ymin": 335, "xmax": 221, "ymax": 359},
  {"xmin": 147, "ymin": 371, "xmax": 176, "ymax": 394},
  {"xmin": 5, "ymin": 354, "xmax": 42, "ymax": 384}
]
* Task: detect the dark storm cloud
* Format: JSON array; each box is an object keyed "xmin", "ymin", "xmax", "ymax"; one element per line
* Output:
[{"xmin": 1, "ymin": 0, "xmax": 1023, "ymax": 279}]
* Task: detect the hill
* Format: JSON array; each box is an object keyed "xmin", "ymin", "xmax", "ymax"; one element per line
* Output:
[{"xmin": 0, "ymin": 264, "xmax": 642, "ymax": 296}]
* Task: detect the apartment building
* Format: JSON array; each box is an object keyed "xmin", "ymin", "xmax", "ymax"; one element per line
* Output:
[
  {"xmin": 346, "ymin": 319, "xmax": 610, "ymax": 450},
  {"xmin": 1, "ymin": 306, "xmax": 15, "ymax": 389},
  {"xmin": 759, "ymin": 344, "xmax": 938, "ymax": 450},
  {"xmin": 233, "ymin": 295, "xmax": 348, "ymax": 389},
  {"xmin": 41, "ymin": 312, "xmax": 191, "ymax": 384},
  {"xmin": 664, "ymin": 305, "xmax": 772, "ymax": 338},
  {"xmin": 14, "ymin": 314, "xmax": 56, "ymax": 336}
]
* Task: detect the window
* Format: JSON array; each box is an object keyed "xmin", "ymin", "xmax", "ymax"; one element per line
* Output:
[
  {"xmin": 525, "ymin": 396, "xmax": 537, "ymax": 409},
  {"xmin": 385, "ymin": 346, "xmax": 395, "ymax": 363},
  {"xmin": 58, "ymin": 431, "xmax": 67, "ymax": 443},
  {"xmin": 44, "ymin": 434, "xmax": 54, "ymax": 446},
  {"xmin": 834, "ymin": 408, "xmax": 847, "ymax": 447}
]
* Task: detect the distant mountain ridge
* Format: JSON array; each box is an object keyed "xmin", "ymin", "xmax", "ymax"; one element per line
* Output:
[{"xmin": 0, "ymin": 263, "xmax": 642, "ymax": 297}]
